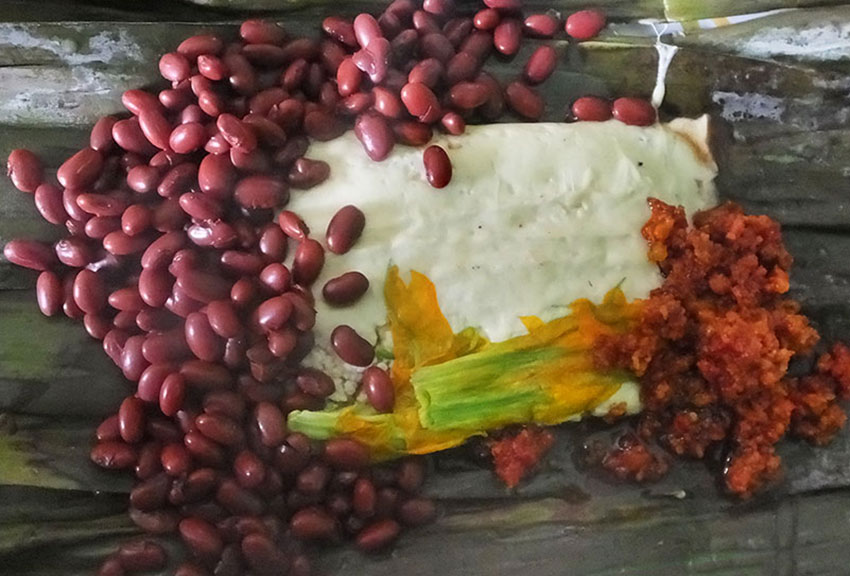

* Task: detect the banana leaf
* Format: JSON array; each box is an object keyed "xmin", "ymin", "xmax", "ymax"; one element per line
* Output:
[{"xmin": 3, "ymin": 2, "xmax": 850, "ymax": 575}]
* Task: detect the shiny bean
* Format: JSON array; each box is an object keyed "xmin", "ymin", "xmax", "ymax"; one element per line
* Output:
[
  {"xmin": 103, "ymin": 329, "xmax": 129, "ymax": 365},
  {"xmin": 137, "ymin": 363, "xmax": 171, "ymax": 403},
  {"xmin": 196, "ymin": 413, "xmax": 244, "ymax": 446},
  {"xmin": 354, "ymin": 112, "xmax": 395, "ymax": 161},
  {"xmin": 122, "ymin": 204, "xmax": 151, "ymax": 236},
  {"xmin": 414, "ymin": 10, "xmax": 441, "ymax": 34},
  {"xmin": 273, "ymin": 99, "xmax": 305, "ymax": 134},
  {"xmin": 198, "ymin": 90, "xmax": 225, "ymax": 117},
  {"xmin": 157, "ymin": 163, "xmax": 197, "ymax": 199},
  {"xmin": 256, "ymin": 296, "xmax": 293, "ymax": 332},
  {"xmin": 178, "ymin": 34, "xmax": 223, "ymax": 58},
  {"xmin": 322, "ymin": 271, "xmax": 369, "ymax": 306},
  {"xmin": 137, "ymin": 268, "xmax": 171, "ymax": 309},
  {"xmin": 234, "ymin": 176, "xmax": 288, "ymax": 210},
  {"xmin": 286, "ymin": 158, "xmax": 329, "ymax": 191},
  {"xmin": 401, "ymin": 81, "xmax": 442, "ymax": 121},
  {"xmin": 325, "ymin": 438, "xmax": 370, "ymax": 470},
  {"xmin": 130, "ymin": 472, "xmax": 171, "ymax": 511},
  {"xmin": 448, "ymin": 81, "xmax": 489, "ymax": 109},
  {"xmin": 91, "ymin": 440, "xmax": 137, "ymax": 469},
  {"xmin": 323, "ymin": 16, "xmax": 357, "ymax": 47},
  {"xmin": 393, "ymin": 121, "xmax": 433, "ymax": 146},
  {"xmin": 336, "ymin": 57, "xmax": 362, "ymax": 97},
  {"xmin": 113, "ymin": 118, "xmax": 157, "ymax": 156},
  {"xmin": 126, "ymin": 165, "xmax": 161, "ymax": 194},
  {"xmin": 159, "ymin": 51, "xmax": 191, "ymax": 83},
  {"xmin": 292, "ymin": 368, "xmax": 333, "ymax": 398},
  {"xmin": 57, "ymin": 148, "xmax": 103, "ymax": 189},
  {"xmin": 571, "ymin": 96, "xmax": 613, "ymax": 122},
  {"xmin": 353, "ymin": 13, "xmax": 382, "ymax": 48},
  {"xmin": 36, "ymin": 271, "xmax": 62, "ymax": 316},
  {"xmin": 73, "ymin": 269, "xmax": 105, "ymax": 314},
  {"xmin": 216, "ymin": 114, "xmax": 257, "ymax": 151},
  {"xmin": 331, "ymin": 324, "xmax": 374, "ymax": 366},
  {"xmin": 254, "ymin": 402, "xmax": 285, "ymax": 447},
  {"xmin": 524, "ymin": 45, "xmax": 558, "ymax": 85},
  {"xmin": 292, "ymin": 239, "xmax": 325, "ymax": 285},
  {"xmin": 240, "ymin": 19, "xmax": 287, "ymax": 45},
  {"xmin": 84, "ymin": 216, "xmax": 120, "ymax": 239},
  {"xmin": 612, "ymin": 97, "xmax": 656, "ymax": 126},
  {"xmin": 326, "ymin": 205, "xmax": 365, "ymax": 255},
  {"xmin": 169, "ymin": 123, "xmax": 206, "ymax": 154},
  {"xmin": 119, "ymin": 396, "xmax": 146, "ymax": 444},
  {"xmin": 108, "ymin": 286, "xmax": 143, "ymax": 312},
  {"xmin": 185, "ymin": 311, "xmax": 224, "ymax": 362},
  {"xmin": 179, "ymin": 104, "xmax": 206, "ymax": 125},
  {"xmin": 62, "ymin": 273, "xmax": 84, "ymax": 318},
  {"xmin": 122, "ymin": 89, "xmax": 161, "ymax": 116},
  {"xmin": 230, "ymin": 277, "xmax": 257, "ymax": 308},
  {"xmin": 290, "ymin": 507, "xmax": 338, "ymax": 542},
  {"xmin": 7, "ymin": 149, "xmax": 42, "ymax": 192},
  {"xmin": 84, "ymin": 314, "xmax": 111, "ymax": 339},
  {"xmin": 179, "ymin": 517, "xmax": 224, "ymax": 561},
  {"xmin": 566, "ymin": 9, "xmax": 606, "ymax": 41},
  {"xmin": 353, "ymin": 477, "xmax": 377, "ymax": 517},
  {"xmin": 4, "ymin": 239, "xmax": 56, "ymax": 271},
  {"xmin": 423, "ymin": 145, "xmax": 452, "ymax": 188},
  {"xmin": 234, "ymin": 450, "xmax": 266, "ymax": 488},
  {"xmin": 363, "ymin": 366, "xmax": 395, "ymax": 413},
  {"xmin": 159, "ymin": 373, "xmax": 186, "ymax": 416},
  {"xmin": 136, "ymin": 307, "xmax": 178, "ymax": 332},
  {"xmin": 441, "ymin": 111, "xmax": 466, "ymax": 135},
  {"xmin": 161, "ymin": 442, "xmax": 191, "ymax": 476},
  {"xmin": 159, "ymin": 86, "xmax": 192, "ymax": 111},
  {"xmin": 139, "ymin": 108, "xmax": 173, "ymax": 150},
  {"xmin": 184, "ymin": 431, "xmax": 226, "ymax": 467},
  {"xmin": 90, "ymin": 116, "xmax": 118, "ymax": 152},
  {"xmin": 224, "ymin": 52, "xmax": 259, "ymax": 95},
  {"xmin": 249, "ymin": 87, "xmax": 287, "ymax": 116},
  {"xmin": 197, "ymin": 153, "xmax": 236, "ymax": 200},
  {"xmin": 141, "ymin": 231, "xmax": 185, "ymax": 270},
  {"xmin": 356, "ymin": 519, "xmax": 400, "ymax": 551},
  {"xmin": 505, "ymin": 81, "xmax": 544, "ymax": 120},
  {"xmin": 34, "ymin": 183, "xmax": 67, "ymax": 224},
  {"xmin": 446, "ymin": 51, "xmax": 479, "ymax": 84},
  {"xmin": 259, "ymin": 263, "xmax": 291, "ymax": 293},
  {"xmin": 474, "ymin": 8, "xmax": 500, "ymax": 30},
  {"xmin": 177, "ymin": 271, "xmax": 231, "ymax": 303},
  {"xmin": 484, "ymin": 0, "xmax": 522, "ymax": 7},
  {"xmin": 197, "ymin": 54, "xmax": 227, "ymax": 81},
  {"xmin": 184, "ymin": 468, "xmax": 218, "ymax": 502},
  {"xmin": 525, "ymin": 13, "xmax": 560, "ymax": 37}
]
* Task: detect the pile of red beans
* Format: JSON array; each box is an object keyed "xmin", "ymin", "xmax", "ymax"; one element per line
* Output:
[{"xmin": 3, "ymin": 0, "xmax": 656, "ymax": 574}]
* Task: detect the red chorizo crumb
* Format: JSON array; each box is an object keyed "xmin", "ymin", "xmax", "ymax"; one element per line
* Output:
[
  {"xmin": 595, "ymin": 200, "xmax": 850, "ymax": 498},
  {"xmin": 602, "ymin": 402, "xmax": 629, "ymax": 424},
  {"xmin": 602, "ymin": 432, "xmax": 669, "ymax": 483},
  {"xmin": 489, "ymin": 427, "xmax": 555, "ymax": 488}
]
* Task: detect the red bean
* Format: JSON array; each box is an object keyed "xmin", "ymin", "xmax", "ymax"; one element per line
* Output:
[
  {"xmin": 157, "ymin": 163, "xmax": 197, "ymax": 199},
  {"xmin": 351, "ymin": 112, "xmax": 393, "ymax": 162},
  {"xmin": 142, "ymin": 331, "xmax": 189, "ymax": 370},
  {"xmin": 178, "ymin": 34, "xmax": 223, "ymax": 59},
  {"xmin": 448, "ymin": 81, "xmax": 489, "ymax": 110},
  {"xmin": 216, "ymin": 478, "xmax": 264, "ymax": 516},
  {"xmin": 353, "ymin": 13, "xmax": 382, "ymax": 48},
  {"xmin": 122, "ymin": 89, "xmax": 161, "ymax": 116},
  {"xmin": 76, "ymin": 193, "xmax": 126, "ymax": 218},
  {"xmin": 33, "ymin": 183, "xmax": 67, "ymax": 225},
  {"xmin": 126, "ymin": 165, "xmax": 161, "ymax": 194},
  {"xmin": 160, "ymin": 442, "xmax": 191, "ymax": 476},
  {"xmin": 322, "ymin": 271, "xmax": 370, "ymax": 307},
  {"xmin": 185, "ymin": 311, "xmax": 224, "ymax": 362},
  {"xmin": 571, "ymin": 96, "xmax": 613, "ymax": 122},
  {"xmin": 113, "ymin": 118, "xmax": 157, "ymax": 155},
  {"xmin": 168, "ymin": 123, "xmax": 206, "ymax": 155},
  {"xmin": 183, "ymin": 432, "xmax": 225, "ymax": 467},
  {"xmin": 196, "ymin": 413, "xmax": 244, "ymax": 446},
  {"xmin": 91, "ymin": 440, "xmax": 137, "ymax": 469},
  {"xmin": 351, "ymin": 477, "xmax": 377, "ymax": 518},
  {"xmin": 197, "ymin": 153, "xmax": 235, "ymax": 200},
  {"xmin": 159, "ymin": 87, "xmax": 192, "ymax": 111},
  {"xmin": 256, "ymin": 263, "xmax": 289, "ymax": 294},
  {"xmin": 83, "ymin": 216, "xmax": 118, "ymax": 239},
  {"xmin": 287, "ymin": 157, "xmax": 330, "ymax": 190},
  {"xmin": 423, "ymin": 145, "xmax": 452, "ymax": 189},
  {"xmin": 440, "ymin": 111, "xmax": 466, "ymax": 135},
  {"xmin": 290, "ymin": 507, "xmax": 339, "ymax": 542},
  {"xmin": 122, "ymin": 204, "xmax": 151, "ymax": 236},
  {"xmin": 505, "ymin": 81, "xmax": 544, "ymax": 120},
  {"xmin": 103, "ymin": 230, "xmax": 147, "ymax": 255},
  {"xmin": 494, "ymin": 18, "xmax": 521, "ymax": 56},
  {"xmin": 241, "ymin": 532, "xmax": 288, "ymax": 576},
  {"xmin": 484, "ymin": 0, "xmax": 521, "ymax": 7},
  {"xmin": 424, "ymin": 0, "xmax": 455, "ymax": 15},
  {"xmin": 325, "ymin": 205, "xmax": 365, "ymax": 256},
  {"xmin": 7, "ymin": 149, "xmax": 42, "ymax": 193},
  {"xmin": 130, "ymin": 472, "xmax": 171, "ymax": 511},
  {"xmin": 393, "ymin": 121, "xmax": 433, "ymax": 146},
  {"xmin": 399, "ymin": 497, "xmax": 437, "ymax": 525},
  {"xmin": 117, "ymin": 539, "xmax": 168, "ymax": 572},
  {"xmin": 4, "ymin": 239, "xmax": 56, "ymax": 271},
  {"xmin": 524, "ymin": 45, "xmax": 557, "ymax": 85},
  {"xmin": 35, "ymin": 271, "xmax": 62, "ymax": 316},
  {"xmin": 335, "ymin": 57, "xmax": 362, "ymax": 97},
  {"xmin": 253, "ymin": 402, "xmax": 285, "ymax": 447},
  {"xmin": 473, "ymin": 9, "xmax": 499, "ymax": 31},
  {"xmin": 97, "ymin": 557, "xmax": 124, "ymax": 576},
  {"xmin": 233, "ymin": 176, "xmax": 288, "ymax": 210},
  {"xmin": 612, "ymin": 97, "xmax": 656, "ymax": 126},
  {"xmin": 155, "ymin": 373, "xmax": 184, "ymax": 417},
  {"xmin": 139, "ymin": 108, "xmax": 173, "ymax": 150},
  {"xmin": 276, "ymin": 211, "xmax": 308, "ymax": 242},
  {"xmin": 357, "ymin": 519, "xmax": 400, "ymax": 551},
  {"xmin": 362, "ymin": 366, "xmax": 395, "ymax": 413},
  {"xmin": 158, "ymin": 52, "xmax": 191, "ymax": 83},
  {"xmin": 524, "ymin": 13, "xmax": 560, "ymax": 37},
  {"xmin": 72, "ymin": 269, "xmax": 105, "ymax": 314},
  {"xmin": 292, "ymin": 239, "xmax": 325, "ymax": 285},
  {"xmin": 177, "ymin": 271, "xmax": 231, "ymax": 303},
  {"xmin": 290, "ymin": 369, "xmax": 332, "ymax": 398},
  {"xmin": 241, "ymin": 19, "xmax": 286, "ymax": 45},
  {"xmin": 255, "ymin": 296, "xmax": 292, "ymax": 332},
  {"xmin": 566, "ymin": 9, "xmax": 606, "ymax": 41},
  {"xmin": 57, "ymin": 148, "xmax": 103, "ymax": 189},
  {"xmin": 118, "ymin": 396, "xmax": 146, "ymax": 444},
  {"xmin": 233, "ymin": 450, "xmax": 266, "ymax": 489},
  {"xmin": 399, "ymin": 83, "xmax": 440, "ymax": 124},
  {"xmin": 107, "ymin": 286, "xmax": 143, "ymax": 312},
  {"xmin": 90, "ymin": 116, "xmax": 118, "ymax": 152},
  {"xmin": 303, "ymin": 108, "xmax": 345, "ymax": 141},
  {"xmin": 179, "ymin": 517, "xmax": 223, "ymax": 561},
  {"xmin": 151, "ymin": 198, "xmax": 186, "ymax": 232},
  {"xmin": 216, "ymin": 114, "xmax": 257, "ymax": 152},
  {"xmin": 397, "ymin": 457, "xmax": 426, "ymax": 492},
  {"xmin": 83, "ymin": 314, "xmax": 111, "ymax": 339},
  {"xmin": 198, "ymin": 90, "xmax": 225, "ymax": 117},
  {"xmin": 446, "ymin": 51, "xmax": 479, "ymax": 84}
]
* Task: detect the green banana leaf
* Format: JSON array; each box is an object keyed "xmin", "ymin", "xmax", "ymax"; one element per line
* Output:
[{"xmin": 3, "ymin": 2, "xmax": 850, "ymax": 575}]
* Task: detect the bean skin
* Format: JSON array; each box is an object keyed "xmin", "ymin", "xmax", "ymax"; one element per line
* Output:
[
  {"xmin": 354, "ymin": 113, "xmax": 395, "ymax": 162},
  {"xmin": 326, "ymin": 205, "xmax": 365, "ymax": 255},
  {"xmin": 290, "ymin": 507, "xmax": 339, "ymax": 542},
  {"xmin": 179, "ymin": 517, "xmax": 224, "ymax": 561},
  {"xmin": 524, "ymin": 45, "xmax": 558, "ymax": 85},
  {"xmin": 363, "ymin": 366, "xmax": 395, "ymax": 413},
  {"xmin": 292, "ymin": 239, "xmax": 325, "ymax": 285},
  {"xmin": 278, "ymin": 210, "xmax": 310, "ymax": 240},
  {"xmin": 287, "ymin": 158, "xmax": 330, "ymax": 190},
  {"xmin": 571, "ymin": 96, "xmax": 613, "ymax": 122},
  {"xmin": 324, "ymin": 438, "xmax": 370, "ymax": 470},
  {"xmin": 119, "ymin": 396, "xmax": 146, "ymax": 443},
  {"xmin": 7, "ymin": 149, "xmax": 42, "ymax": 192},
  {"xmin": 612, "ymin": 97, "xmax": 656, "ymax": 126},
  {"xmin": 356, "ymin": 519, "xmax": 400, "ymax": 551},
  {"xmin": 566, "ymin": 9, "xmax": 607, "ymax": 41},
  {"xmin": 91, "ymin": 440, "xmax": 137, "ymax": 469},
  {"xmin": 493, "ymin": 18, "xmax": 521, "ymax": 56},
  {"xmin": 505, "ymin": 81, "xmax": 544, "ymax": 120},
  {"xmin": 423, "ymin": 145, "xmax": 452, "ymax": 189},
  {"xmin": 6, "ymin": 239, "xmax": 55, "ymax": 270},
  {"xmin": 57, "ymin": 148, "xmax": 103, "ymax": 189},
  {"xmin": 36, "ymin": 271, "xmax": 62, "ymax": 316},
  {"xmin": 322, "ymin": 271, "xmax": 370, "ymax": 307}
]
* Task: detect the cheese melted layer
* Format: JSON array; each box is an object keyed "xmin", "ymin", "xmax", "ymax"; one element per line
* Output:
[{"xmin": 289, "ymin": 120, "xmax": 717, "ymax": 350}]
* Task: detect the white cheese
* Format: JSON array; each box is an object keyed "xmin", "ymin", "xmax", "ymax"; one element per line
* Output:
[{"xmin": 288, "ymin": 120, "xmax": 718, "ymax": 409}]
